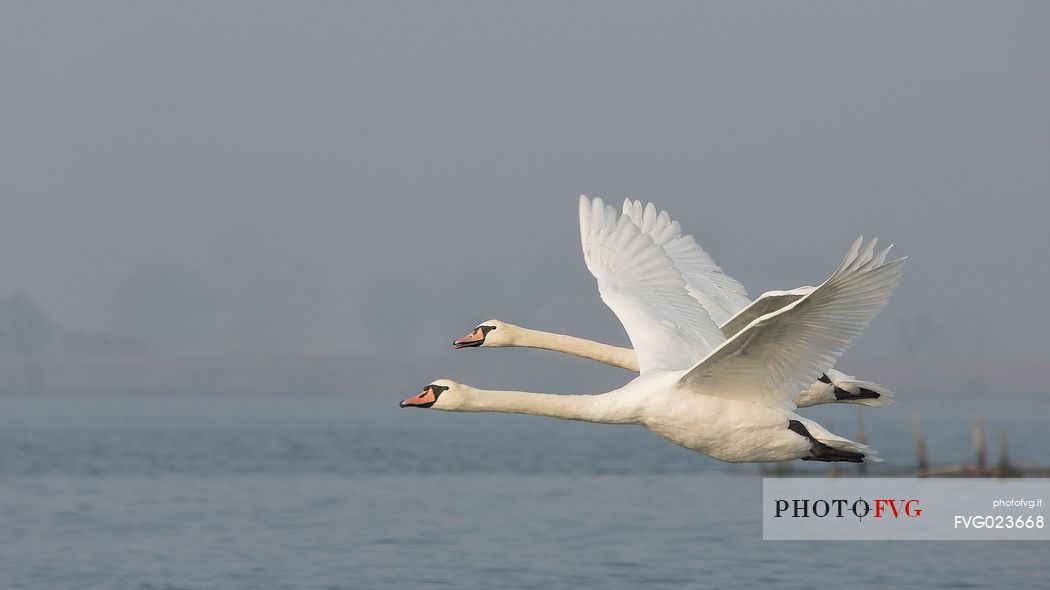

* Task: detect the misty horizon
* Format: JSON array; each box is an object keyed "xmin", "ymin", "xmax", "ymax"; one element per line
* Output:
[{"xmin": 2, "ymin": 3, "xmax": 1047, "ymax": 395}]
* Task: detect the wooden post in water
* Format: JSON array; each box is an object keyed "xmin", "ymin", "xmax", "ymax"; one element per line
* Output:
[
  {"xmin": 973, "ymin": 416, "xmax": 986, "ymax": 470},
  {"xmin": 913, "ymin": 411, "xmax": 928, "ymax": 475},
  {"xmin": 997, "ymin": 430, "xmax": 1011, "ymax": 477}
]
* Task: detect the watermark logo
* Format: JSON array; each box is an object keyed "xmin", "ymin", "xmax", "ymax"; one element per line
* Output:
[
  {"xmin": 773, "ymin": 498, "xmax": 922, "ymax": 520},
  {"xmin": 763, "ymin": 478, "xmax": 1049, "ymax": 540}
]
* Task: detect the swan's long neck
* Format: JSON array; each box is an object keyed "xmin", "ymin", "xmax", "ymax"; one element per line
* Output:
[
  {"xmin": 508, "ymin": 326, "xmax": 639, "ymax": 372},
  {"xmin": 451, "ymin": 386, "xmax": 638, "ymax": 424}
]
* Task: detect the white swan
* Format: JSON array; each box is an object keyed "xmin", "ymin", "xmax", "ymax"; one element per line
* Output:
[
  {"xmin": 402, "ymin": 197, "xmax": 905, "ymax": 463},
  {"xmin": 452, "ymin": 198, "xmax": 895, "ymax": 408}
]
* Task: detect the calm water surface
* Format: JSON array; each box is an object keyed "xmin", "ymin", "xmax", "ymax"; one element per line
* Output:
[{"xmin": 1, "ymin": 391, "xmax": 1048, "ymax": 589}]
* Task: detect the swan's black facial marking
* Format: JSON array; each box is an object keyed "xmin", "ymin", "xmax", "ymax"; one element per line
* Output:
[
  {"xmin": 400, "ymin": 384, "xmax": 449, "ymax": 408},
  {"xmin": 453, "ymin": 325, "xmax": 496, "ymax": 348},
  {"xmin": 419, "ymin": 384, "xmax": 448, "ymax": 407},
  {"xmin": 818, "ymin": 373, "xmax": 832, "ymax": 384}
]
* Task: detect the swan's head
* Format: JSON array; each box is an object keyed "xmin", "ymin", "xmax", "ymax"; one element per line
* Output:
[
  {"xmin": 452, "ymin": 319, "xmax": 514, "ymax": 348},
  {"xmin": 399, "ymin": 379, "xmax": 463, "ymax": 410}
]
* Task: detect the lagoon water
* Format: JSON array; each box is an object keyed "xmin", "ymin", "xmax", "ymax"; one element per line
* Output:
[{"xmin": 2, "ymin": 390, "xmax": 1048, "ymax": 589}]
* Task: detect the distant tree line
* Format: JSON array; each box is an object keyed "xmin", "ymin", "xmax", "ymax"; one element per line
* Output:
[{"xmin": 0, "ymin": 292, "xmax": 56, "ymax": 354}]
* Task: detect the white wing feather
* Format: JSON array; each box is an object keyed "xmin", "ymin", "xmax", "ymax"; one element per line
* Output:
[
  {"xmin": 718, "ymin": 288, "xmax": 813, "ymax": 339},
  {"xmin": 678, "ymin": 237, "xmax": 905, "ymax": 410},
  {"xmin": 719, "ymin": 243, "xmax": 895, "ymax": 338},
  {"xmin": 621, "ymin": 199, "xmax": 751, "ymax": 326},
  {"xmin": 579, "ymin": 196, "xmax": 726, "ymax": 374}
]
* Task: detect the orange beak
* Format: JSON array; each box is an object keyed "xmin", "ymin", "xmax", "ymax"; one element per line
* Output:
[
  {"xmin": 400, "ymin": 387, "xmax": 437, "ymax": 408},
  {"xmin": 453, "ymin": 329, "xmax": 485, "ymax": 348}
]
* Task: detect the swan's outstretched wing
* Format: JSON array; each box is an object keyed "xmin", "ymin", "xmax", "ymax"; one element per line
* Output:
[
  {"xmin": 579, "ymin": 196, "xmax": 726, "ymax": 374},
  {"xmin": 718, "ymin": 245, "xmax": 893, "ymax": 339},
  {"xmin": 621, "ymin": 199, "xmax": 751, "ymax": 326},
  {"xmin": 678, "ymin": 238, "xmax": 905, "ymax": 410}
]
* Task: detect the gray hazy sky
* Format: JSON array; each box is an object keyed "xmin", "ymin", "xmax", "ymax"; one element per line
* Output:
[{"xmin": 2, "ymin": 2, "xmax": 1047, "ymax": 375}]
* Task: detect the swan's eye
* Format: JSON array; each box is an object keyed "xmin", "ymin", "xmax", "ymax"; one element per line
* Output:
[{"xmin": 479, "ymin": 325, "xmax": 496, "ymax": 335}]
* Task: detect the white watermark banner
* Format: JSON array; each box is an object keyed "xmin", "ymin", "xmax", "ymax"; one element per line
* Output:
[{"xmin": 763, "ymin": 478, "xmax": 1050, "ymax": 540}]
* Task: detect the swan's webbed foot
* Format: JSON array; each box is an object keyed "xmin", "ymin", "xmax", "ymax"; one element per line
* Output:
[
  {"xmin": 788, "ymin": 419, "xmax": 865, "ymax": 463},
  {"xmin": 819, "ymin": 373, "xmax": 881, "ymax": 402},
  {"xmin": 832, "ymin": 387, "xmax": 881, "ymax": 402}
]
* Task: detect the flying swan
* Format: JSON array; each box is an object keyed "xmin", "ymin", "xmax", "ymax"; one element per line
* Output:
[
  {"xmin": 453, "ymin": 198, "xmax": 895, "ymax": 408},
  {"xmin": 401, "ymin": 196, "xmax": 905, "ymax": 463}
]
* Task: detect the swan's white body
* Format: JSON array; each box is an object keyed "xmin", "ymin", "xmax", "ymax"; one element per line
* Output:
[
  {"xmin": 405, "ymin": 197, "xmax": 906, "ymax": 463},
  {"xmin": 435, "ymin": 377, "xmax": 827, "ymax": 463},
  {"xmin": 454, "ymin": 198, "xmax": 895, "ymax": 408}
]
